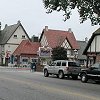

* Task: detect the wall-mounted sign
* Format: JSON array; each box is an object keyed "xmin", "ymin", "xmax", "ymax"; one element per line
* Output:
[{"xmin": 39, "ymin": 47, "xmax": 52, "ymax": 57}]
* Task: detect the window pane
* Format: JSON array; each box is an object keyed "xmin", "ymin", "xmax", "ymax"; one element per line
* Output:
[
  {"xmin": 22, "ymin": 35, "xmax": 25, "ymax": 39},
  {"xmin": 22, "ymin": 59, "xmax": 28, "ymax": 62},
  {"xmin": 68, "ymin": 62, "xmax": 80, "ymax": 67},
  {"xmin": 14, "ymin": 35, "xmax": 17, "ymax": 38},
  {"xmin": 56, "ymin": 62, "xmax": 61, "ymax": 66},
  {"xmin": 62, "ymin": 62, "xmax": 66, "ymax": 66},
  {"xmin": 91, "ymin": 63, "xmax": 99, "ymax": 68}
]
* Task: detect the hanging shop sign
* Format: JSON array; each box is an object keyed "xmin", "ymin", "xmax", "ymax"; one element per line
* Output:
[{"xmin": 39, "ymin": 47, "xmax": 52, "ymax": 57}]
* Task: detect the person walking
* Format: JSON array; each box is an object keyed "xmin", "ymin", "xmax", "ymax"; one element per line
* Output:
[{"xmin": 30, "ymin": 62, "xmax": 36, "ymax": 72}]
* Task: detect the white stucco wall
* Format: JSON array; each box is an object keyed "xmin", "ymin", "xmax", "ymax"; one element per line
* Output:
[
  {"xmin": 4, "ymin": 44, "xmax": 18, "ymax": 57},
  {"xmin": 61, "ymin": 39, "xmax": 72, "ymax": 57},
  {"xmin": 90, "ymin": 37, "xmax": 95, "ymax": 52},
  {"xmin": 3, "ymin": 25, "xmax": 29, "ymax": 64},
  {"xmin": 61, "ymin": 39, "xmax": 71, "ymax": 49},
  {"xmin": 96, "ymin": 35, "xmax": 100, "ymax": 52},
  {"xmin": 8, "ymin": 26, "xmax": 28, "ymax": 44},
  {"xmin": 40, "ymin": 34, "xmax": 48, "ymax": 47}
]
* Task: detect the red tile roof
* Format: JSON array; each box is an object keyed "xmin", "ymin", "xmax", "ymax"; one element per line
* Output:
[
  {"xmin": 13, "ymin": 40, "xmax": 41, "ymax": 55},
  {"xmin": 40, "ymin": 29, "xmax": 79, "ymax": 49}
]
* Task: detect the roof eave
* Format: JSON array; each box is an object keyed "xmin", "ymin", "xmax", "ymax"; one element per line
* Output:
[{"xmin": 83, "ymin": 33, "xmax": 98, "ymax": 55}]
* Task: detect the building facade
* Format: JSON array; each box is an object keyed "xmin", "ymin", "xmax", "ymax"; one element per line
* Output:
[
  {"xmin": 13, "ymin": 40, "xmax": 40, "ymax": 67},
  {"xmin": 0, "ymin": 21, "xmax": 30, "ymax": 65},
  {"xmin": 83, "ymin": 28, "xmax": 100, "ymax": 67},
  {"xmin": 77, "ymin": 40, "xmax": 87, "ymax": 67},
  {"xmin": 39, "ymin": 26, "xmax": 79, "ymax": 64}
]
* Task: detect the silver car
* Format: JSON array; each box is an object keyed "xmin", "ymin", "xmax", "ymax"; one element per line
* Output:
[{"xmin": 43, "ymin": 60, "xmax": 81, "ymax": 79}]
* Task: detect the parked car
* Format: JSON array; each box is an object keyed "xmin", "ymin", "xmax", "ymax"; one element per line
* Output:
[
  {"xmin": 79, "ymin": 62, "xmax": 100, "ymax": 83},
  {"xmin": 43, "ymin": 60, "xmax": 81, "ymax": 79}
]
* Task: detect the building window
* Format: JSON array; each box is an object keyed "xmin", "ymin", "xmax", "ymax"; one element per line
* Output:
[
  {"xmin": 22, "ymin": 59, "xmax": 28, "ymax": 62},
  {"xmin": 56, "ymin": 62, "xmax": 61, "ymax": 66},
  {"xmin": 13, "ymin": 35, "xmax": 17, "ymax": 38},
  {"xmin": 22, "ymin": 35, "xmax": 25, "ymax": 39},
  {"xmin": 62, "ymin": 62, "xmax": 66, "ymax": 66},
  {"xmin": 71, "ymin": 50, "xmax": 74, "ymax": 56}
]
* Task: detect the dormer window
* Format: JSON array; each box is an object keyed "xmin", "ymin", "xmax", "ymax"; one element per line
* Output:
[
  {"xmin": 22, "ymin": 35, "xmax": 25, "ymax": 39},
  {"xmin": 14, "ymin": 35, "xmax": 17, "ymax": 38}
]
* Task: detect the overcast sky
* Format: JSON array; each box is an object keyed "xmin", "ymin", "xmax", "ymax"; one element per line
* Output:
[{"xmin": 0, "ymin": 0, "xmax": 99, "ymax": 41}]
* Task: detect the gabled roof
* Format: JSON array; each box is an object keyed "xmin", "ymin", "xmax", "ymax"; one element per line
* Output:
[
  {"xmin": 83, "ymin": 28, "xmax": 100, "ymax": 55},
  {"xmin": 77, "ymin": 41, "xmax": 87, "ymax": 60},
  {"xmin": 39, "ymin": 29, "xmax": 79, "ymax": 49},
  {"xmin": 13, "ymin": 40, "xmax": 41, "ymax": 56},
  {"xmin": 0, "ymin": 21, "xmax": 30, "ymax": 44}
]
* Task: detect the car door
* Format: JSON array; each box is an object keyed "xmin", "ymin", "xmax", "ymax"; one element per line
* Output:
[
  {"xmin": 48, "ymin": 62, "xmax": 55, "ymax": 74},
  {"xmin": 87, "ymin": 63, "xmax": 99, "ymax": 79},
  {"xmin": 54, "ymin": 61, "xmax": 61, "ymax": 74}
]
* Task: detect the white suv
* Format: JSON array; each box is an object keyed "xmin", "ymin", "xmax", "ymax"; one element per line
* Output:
[{"xmin": 43, "ymin": 60, "xmax": 81, "ymax": 79}]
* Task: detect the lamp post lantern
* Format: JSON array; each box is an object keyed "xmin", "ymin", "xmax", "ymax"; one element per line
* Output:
[{"xmin": 74, "ymin": 49, "xmax": 78, "ymax": 61}]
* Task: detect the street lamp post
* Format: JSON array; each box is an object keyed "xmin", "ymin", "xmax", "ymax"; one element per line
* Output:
[{"xmin": 74, "ymin": 49, "xmax": 78, "ymax": 61}]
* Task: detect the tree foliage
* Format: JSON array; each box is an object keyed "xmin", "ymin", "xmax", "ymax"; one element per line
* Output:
[
  {"xmin": 52, "ymin": 46, "xmax": 67, "ymax": 61},
  {"xmin": 43, "ymin": 0, "xmax": 100, "ymax": 25}
]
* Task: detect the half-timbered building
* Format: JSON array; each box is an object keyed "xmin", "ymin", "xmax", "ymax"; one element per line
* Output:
[
  {"xmin": 83, "ymin": 28, "xmax": 100, "ymax": 67},
  {"xmin": 39, "ymin": 26, "xmax": 79, "ymax": 61}
]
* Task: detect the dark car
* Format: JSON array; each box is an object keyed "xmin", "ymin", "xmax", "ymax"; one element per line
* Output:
[{"xmin": 79, "ymin": 62, "xmax": 100, "ymax": 83}]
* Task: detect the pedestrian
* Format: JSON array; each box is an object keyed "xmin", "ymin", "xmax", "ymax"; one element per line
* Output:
[
  {"xmin": 30, "ymin": 62, "xmax": 36, "ymax": 72},
  {"xmin": 34, "ymin": 62, "xmax": 37, "ymax": 71}
]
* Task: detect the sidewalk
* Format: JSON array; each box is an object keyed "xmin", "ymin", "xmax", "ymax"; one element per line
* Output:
[
  {"xmin": 0, "ymin": 66, "xmax": 30, "ymax": 70},
  {"xmin": 0, "ymin": 66, "xmax": 43, "ymax": 74}
]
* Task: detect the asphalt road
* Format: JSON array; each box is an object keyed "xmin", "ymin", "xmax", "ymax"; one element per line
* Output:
[{"xmin": 0, "ymin": 67, "xmax": 100, "ymax": 100}]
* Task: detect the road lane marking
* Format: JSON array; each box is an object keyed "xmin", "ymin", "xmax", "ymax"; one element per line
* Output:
[{"xmin": 0, "ymin": 76, "xmax": 99, "ymax": 100}]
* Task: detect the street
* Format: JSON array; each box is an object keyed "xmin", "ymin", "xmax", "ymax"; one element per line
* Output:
[{"xmin": 0, "ymin": 67, "xmax": 100, "ymax": 100}]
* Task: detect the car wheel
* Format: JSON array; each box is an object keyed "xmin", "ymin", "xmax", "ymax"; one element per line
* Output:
[
  {"xmin": 58, "ymin": 71, "xmax": 64, "ymax": 79},
  {"xmin": 81, "ymin": 73, "xmax": 88, "ymax": 83},
  {"xmin": 44, "ymin": 69, "xmax": 49, "ymax": 77},
  {"xmin": 72, "ymin": 76, "xmax": 78, "ymax": 80}
]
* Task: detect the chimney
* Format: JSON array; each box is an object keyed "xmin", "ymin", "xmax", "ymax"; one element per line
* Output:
[
  {"xmin": 17, "ymin": 20, "xmax": 21, "ymax": 24},
  {"xmin": 45, "ymin": 26, "xmax": 48, "ymax": 31},
  {"xmin": 68, "ymin": 28, "xmax": 72, "ymax": 33},
  {"xmin": 31, "ymin": 35, "xmax": 39, "ymax": 42}
]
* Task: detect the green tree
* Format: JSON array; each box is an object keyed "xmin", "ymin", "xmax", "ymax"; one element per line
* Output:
[
  {"xmin": 43, "ymin": 0, "xmax": 100, "ymax": 25},
  {"xmin": 52, "ymin": 46, "xmax": 67, "ymax": 61}
]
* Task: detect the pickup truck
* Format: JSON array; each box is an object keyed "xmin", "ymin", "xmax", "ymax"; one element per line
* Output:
[{"xmin": 79, "ymin": 62, "xmax": 100, "ymax": 83}]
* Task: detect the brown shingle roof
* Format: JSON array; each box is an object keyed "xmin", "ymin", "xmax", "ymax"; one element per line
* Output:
[
  {"xmin": 13, "ymin": 40, "xmax": 41, "ymax": 55},
  {"xmin": 40, "ymin": 29, "xmax": 79, "ymax": 49}
]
